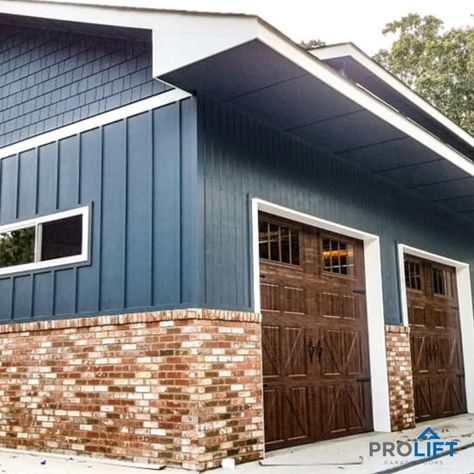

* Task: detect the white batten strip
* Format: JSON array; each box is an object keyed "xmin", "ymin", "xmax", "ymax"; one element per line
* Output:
[{"xmin": 0, "ymin": 88, "xmax": 191, "ymax": 160}]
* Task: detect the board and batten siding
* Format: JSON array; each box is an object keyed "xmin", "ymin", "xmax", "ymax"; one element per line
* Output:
[
  {"xmin": 198, "ymin": 95, "xmax": 474, "ymax": 324},
  {"xmin": 0, "ymin": 97, "xmax": 198, "ymax": 322},
  {"xmin": 0, "ymin": 20, "xmax": 169, "ymax": 148}
]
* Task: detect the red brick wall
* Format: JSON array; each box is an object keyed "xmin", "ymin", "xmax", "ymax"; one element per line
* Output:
[
  {"xmin": 385, "ymin": 325, "xmax": 415, "ymax": 431},
  {"xmin": 0, "ymin": 309, "xmax": 264, "ymax": 471}
]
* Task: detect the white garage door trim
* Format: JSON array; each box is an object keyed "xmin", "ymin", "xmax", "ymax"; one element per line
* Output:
[
  {"xmin": 251, "ymin": 198, "xmax": 391, "ymax": 433},
  {"xmin": 397, "ymin": 243, "xmax": 474, "ymax": 414}
]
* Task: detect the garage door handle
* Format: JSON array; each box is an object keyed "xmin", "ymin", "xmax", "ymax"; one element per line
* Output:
[
  {"xmin": 357, "ymin": 377, "xmax": 371, "ymax": 382},
  {"xmin": 308, "ymin": 340, "xmax": 316, "ymax": 362},
  {"xmin": 316, "ymin": 340, "xmax": 323, "ymax": 362}
]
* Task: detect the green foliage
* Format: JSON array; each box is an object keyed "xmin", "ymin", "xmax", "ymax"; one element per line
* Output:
[
  {"xmin": 0, "ymin": 227, "xmax": 35, "ymax": 268},
  {"xmin": 374, "ymin": 13, "xmax": 474, "ymax": 135},
  {"xmin": 300, "ymin": 39, "xmax": 326, "ymax": 50}
]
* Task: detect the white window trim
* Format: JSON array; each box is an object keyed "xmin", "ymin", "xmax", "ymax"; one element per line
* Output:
[
  {"xmin": 251, "ymin": 198, "xmax": 391, "ymax": 434},
  {"xmin": 397, "ymin": 243, "xmax": 474, "ymax": 414},
  {"xmin": 0, "ymin": 206, "xmax": 90, "ymax": 276}
]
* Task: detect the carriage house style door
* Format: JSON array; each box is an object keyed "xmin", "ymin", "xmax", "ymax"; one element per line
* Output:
[
  {"xmin": 405, "ymin": 256, "xmax": 467, "ymax": 422},
  {"xmin": 259, "ymin": 213, "xmax": 373, "ymax": 450}
]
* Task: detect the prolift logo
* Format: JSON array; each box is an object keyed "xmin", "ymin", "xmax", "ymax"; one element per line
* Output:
[{"xmin": 369, "ymin": 426, "xmax": 458, "ymax": 459}]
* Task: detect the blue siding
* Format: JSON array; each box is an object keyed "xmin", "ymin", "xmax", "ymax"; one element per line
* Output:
[
  {"xmin": 198, "ymin": 96, "xmax": 474, "ymax": 324},
  {"xmin": 0, "ymin": 23, "xmax": 169, "ymax": 147},
  {"xmin": 0, "ymin": 98, "xmax": 198, "ymax": 322}
]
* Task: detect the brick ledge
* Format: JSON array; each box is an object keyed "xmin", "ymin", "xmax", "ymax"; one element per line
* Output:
[
  {"xmin": 385, "ymin": 324, "xmax": 410, "ymax": 334},
  {"xmin": 0, "ymin": 308, "xmax": 261, "ymax": 334}
]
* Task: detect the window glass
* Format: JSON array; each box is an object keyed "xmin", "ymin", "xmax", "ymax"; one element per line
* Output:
[
  {"xmin": 41, "ymin": 215, "xmax": 83, "ymax": 261},
  {"xmin": 0, "ymin": 227, "xmax": 35, "ymax": 268},
  {"xmin": 322, "ymin": 238, "xmax": 354, "ymax": 276},
  {"xmin": 405, "ymin": 261, "xmax": 422, "ymax": 291},
  {"xmin": 432, "ymin": 267, "xmax": 451, "ymax": 296},
  {"xmin": 259, "ymin": 218, "xmax": 300, "ymax": 265},
  {"xmin": 258, "ymin": 221, "xmax": 269, "ymax": 260},
  {"xmin": 290, "ymin": 229, "xmax": 299, "ymax": 265},
  {"xmin": 0, "ymin": 209, "xmax": 87, "ymax": 273},
  {"xmin": 269, "ymin": 223, "xmax": 279, "ymax": 261}
]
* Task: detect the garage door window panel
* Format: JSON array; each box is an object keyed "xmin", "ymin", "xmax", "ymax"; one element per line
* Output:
[
  {"xmin": 322, "ymin": 237, "xmax": 355, "ymax": 277},
  {"xmin": 259, "ymin": 218, "xmax": 300, "ymax": 266}
]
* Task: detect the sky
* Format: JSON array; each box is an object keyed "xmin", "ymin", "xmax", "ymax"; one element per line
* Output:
[{"xmin": 56, "ymin": 0, "xmax": 474, "ymax": 54}]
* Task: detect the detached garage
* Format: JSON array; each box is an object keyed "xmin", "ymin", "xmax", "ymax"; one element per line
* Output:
[{"xmin": 0, "ymin": 2, "xmax": 473, "ymax": 471}]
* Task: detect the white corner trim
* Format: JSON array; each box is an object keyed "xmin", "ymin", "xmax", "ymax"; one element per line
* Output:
[
  {"xmin": 397, "ymin": 244, "xmax": 410, "ymax": 327},
  {"xmin": 0, "ymin": 89, "xmax": 191, "ymax": 160},
  {"xmin": 312, "ymin": 44, "xmax": 474, "ymax": 154},
  {"xmin": 251, "ymin": 198, "xmax": 391, "ymax": 433},
  {"xmin": 398, "ymin": 243, "xmax": 474, "ymax": 414},
  {"xmin": 0, "ymin": 206, "xmax": 90, "ymax": 276}
]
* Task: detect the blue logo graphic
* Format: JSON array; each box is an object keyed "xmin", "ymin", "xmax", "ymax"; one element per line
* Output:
[
  {"xmin": 369, "ymin": 426, "xmax": 458, "ymax": 458},
  {"xmin": 416, "ymin": 427, "xmax": 441, "ymax": 441},
  {"xmin": 413, "ymin": 427, "xmax": 457, "ymax": 457}
]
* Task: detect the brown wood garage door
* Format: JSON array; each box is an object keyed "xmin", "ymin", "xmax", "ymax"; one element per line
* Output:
[
  {"xmin": 405, "ymin": 255, "xmax": 466, "ymax": 422},
  {"xmin": 259, "ymin": 213, "xmax": 372, "ymax": 450}
]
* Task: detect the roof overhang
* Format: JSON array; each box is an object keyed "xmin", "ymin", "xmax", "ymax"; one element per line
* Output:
[
  {"xmin": 312, "ymin": 43, "xmax": 474, "ymax": 161},
  {"xmin": 2, "ymin": 1, "xmax": 474, "ymax": 220}
]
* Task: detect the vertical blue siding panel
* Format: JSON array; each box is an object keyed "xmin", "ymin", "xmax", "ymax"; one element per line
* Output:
[
  {"xmin": 0, "ymin": 156, "xmax": 18, "ymax": 224},
  {"xmin": 37, "ymin": 142, "xmax": 57, "ymax": 215},
  {"xmin": 17, "ymin": 150, "xmax": 37, "ymax": 219},
  {"xmin": 54, "ymin": 269, "xmax": 75, "ymax": 315},
  {"xmin": 58, "ymin": 136, "xmax": 80, "ymax": 209},
  {"xmin": 125, "ymin": 112, "xmax": 153, "ymax": 308},
  {"xmin": 100, "ymin": 120, "xmax": 126, "ymax": 311},
  {"xmin": 153, "ymin": 104, "xmax": 181, "ymax": 305},
  {"xmin": 180, "ymin": 98, "xmax": 199, "ymax": 306},
  {"xmin": 76, "ymin": 128, "xmax": 102, "ymax": 314},
  {"xmin": 32, "ymin": 272, "xmax": 53, "ymax": 318},
  {"xmin": 0, "ymin": 279, "xmax": 13, "ymax": 320},
  {"xmin": 12, "ymin": 275, "xmax": 32, "ymax": 320}
]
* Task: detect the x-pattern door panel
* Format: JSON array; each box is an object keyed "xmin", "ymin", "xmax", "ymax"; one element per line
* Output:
[
  {"xmin": 260, "ymin": 213, "xmax": 372, "ymax": 450},
  {"xmin": 405, "ymin": 256, "xmax": 466, "ymax": 422}
]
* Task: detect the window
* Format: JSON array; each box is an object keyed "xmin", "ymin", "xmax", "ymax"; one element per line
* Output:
[
  {"xmin": 259, "ymin": 219, "xmax": 299, "ymax": 265},
  {"xmin": 405, "ymin": 261, "xmax": 422, "ymax": 291},
  {"xmin": 432, "ymin": 267, "xmax": 452, "ymax": 296},
  {"xmin": 0, "ymin": 207, "xmax": 89, "ymax": 275},
  {"xmin": 322, "ymin": 238, "xmax": 354, "ymax": 276}
]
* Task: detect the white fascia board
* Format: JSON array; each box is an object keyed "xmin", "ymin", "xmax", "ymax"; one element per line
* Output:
[
  {"xmin": 0, "ymin": 0, "xmax": 156, "ymax": 29},
  {"xmin": 151, "ymin": 16, "xmax": 258, "ymax": 77},
  {"xmin": 253, "ymin": 24, "xmax": 474, "ymax": 177},
  {"xmin": 312, "ymin": 43, "xmax": 474, "ymax": 155},
  {"xmin": 0, "ymin": 1, "xmax": 259, "ymax": 78}
]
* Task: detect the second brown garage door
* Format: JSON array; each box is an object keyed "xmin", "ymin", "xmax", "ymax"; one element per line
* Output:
[
  {"xmin": 259, "ymin": 213, "xmax": 372, "ymax": 450},
  {"xmin": 405, "ymin": 255, "xmax": 467, "ymax": 422}
]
